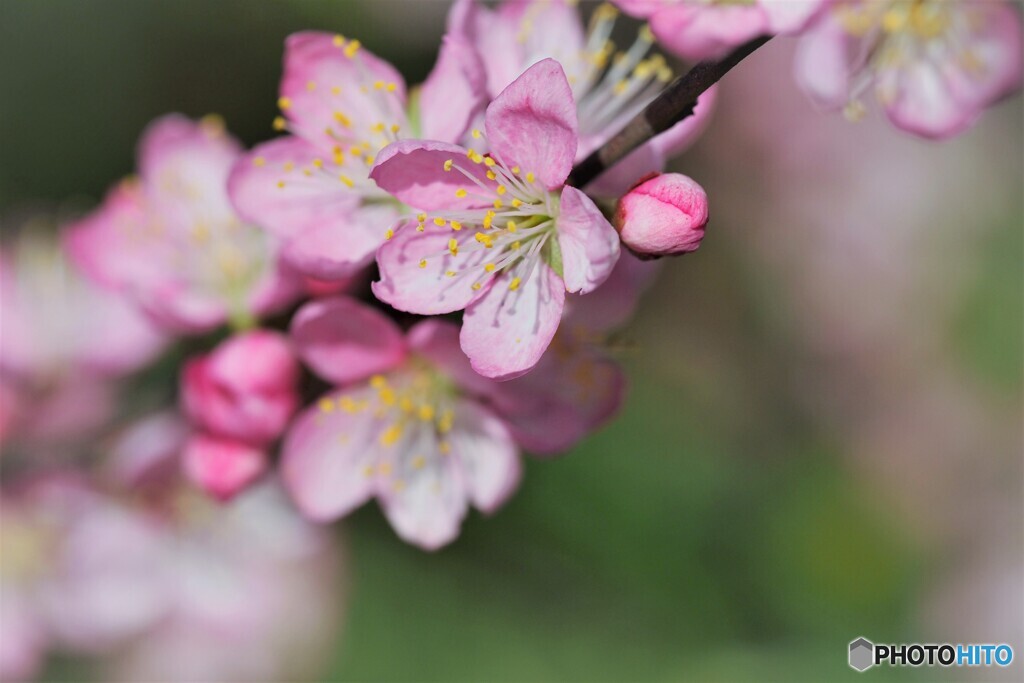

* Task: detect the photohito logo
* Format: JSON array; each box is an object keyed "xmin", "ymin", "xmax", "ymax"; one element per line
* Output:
[{"xmin": 848, "ymin": 637, "xmax": 1014, "ymax": 672}]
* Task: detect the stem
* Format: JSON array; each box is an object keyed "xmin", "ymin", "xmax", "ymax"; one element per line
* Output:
[{"xmin": 569, "ymin": 35, "xmax": 772, "ymax": 189}]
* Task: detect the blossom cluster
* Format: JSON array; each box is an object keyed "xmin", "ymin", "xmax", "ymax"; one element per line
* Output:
[{"xmin": 1, "ymin": 0, "xmax": 1020, "ymax": 679}]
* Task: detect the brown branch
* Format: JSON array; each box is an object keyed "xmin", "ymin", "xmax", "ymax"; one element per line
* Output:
[{"xmin": 569, "ymin": 35, "xmax": 772, "ymax": 189}]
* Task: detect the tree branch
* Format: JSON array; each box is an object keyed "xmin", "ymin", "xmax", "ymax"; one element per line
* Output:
[{"xmin": 569, "ymin": 35, "xmax": 772, "ymax": 189}]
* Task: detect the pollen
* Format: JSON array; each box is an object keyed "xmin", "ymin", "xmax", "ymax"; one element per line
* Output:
[
  {"xmin": 525, "ymin": 172, "xmax": 536, "ymax": 183},
  {"xmin": 253, "ymin": 156, "xmax": 266, "ymax": 167},
  {"xmin": 484, "ymin": 263, "xmax": 496, "ymax": 273},
  {"xmin": 445, "ymin": 270, "xmax": 457, "ymax": 277},
  {"xmin": 507, "ymin": 220, "xmax": 517, "ymax": 232},
  {"xmin": 339, "ymin": 174, "xmax": 355, "ymax": 187},
  {"xmin": 318, "ymin": 397, "xmax": 335, "ymax": 413},
  {"xmin": 306, "ymin": 81, "xmax": 317, "ymax": 91},
  {"xmin": 471, "ymin": 129, "xmax": 482, "ymax": 139},
  {"xmin": 437, "ymin": 410, "xmax": 454, "ymax": 434},
  {"xmin": 511, "ymin": 198, "xmax": 522, "ymax": 208},
  {"xmin": 273, "ymin": 116, "xmax": 287, "ymax": 131},
  {"xmin": 380, "ymin": 423, "xmax": 403, "ymax": 446},
  {"xmin": 384, "ymin": 228, "xmax": 394, "ymax": 240},
  {"xmin": 482, "ymin": 211, "xmax": 495, "ymax": 229},
  {"xmin": 434, "ymin": 217, "xmax": 447, "ymax": 227},
  {"xmin": 509, "ymin": 277, "xmax": 522, "ymax": 291},
  {"xmin": 333, "ymin": 111, "xmax": 352, "ymax": 128},
  {"xmin": 276, "ymin": 180, "xmax": 286, "ymax": 189},
  {"xmin": 483, "ymin": 157, "xmax": 496, "ymax": 167},
  {"xmin": 486, "ymin": 170, "xmax": 497, "ymax": 180},
  {"xmin": 418, "ymin": 404, "xmax": 435, "ymax": 421},
  {"xmin": 493, "ymin": 199, "xmax": 504, "ymax": 209},
  {"xmin": 496, "ymin": 185, "xmax": 507, "ymax": 196},
  {"xmin": 312, "ymin": 158, "xmax": 324, "ymax": 168},
  {"xmin": 344, "ymin": 39, "xmax": 361, "ymax": 58},
  {"xmin": 278, "ymin": 96, "xmax": 292, "ymax": 110},
  {"xmin": 511, "ymin": 166, "xmax": 520, "ymax": 175},
  {"xmin": 455, "ymin": 188, "xmax": 468, "ymax": 198},
  {"xmin": 333, "ymin": 34, "xmax": 346, "ymax": 47},
  {"xmin": 370, "ymin": 375, "xmax": 388, "ymax": 389},
  {"xmin": 443, "ymin": 159, "xmax": 453, "ymax": 171},
  {"xmin": 448, "ymin": 238, "xmax": 459, "ymax": 256},
  {"xmin": 417, "ymin": 213, "xmax": 427, "ymax": 223},
  {"xmin": 450, "ymin": 221, "xmax": 462, "ymax": 231},
  {"xmin": 419, "ymin": 259, "xmax": 427, "ymax": 269}
]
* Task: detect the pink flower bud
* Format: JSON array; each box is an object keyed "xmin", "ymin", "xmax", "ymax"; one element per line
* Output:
[
  {"xmin": 614, "ymin": 173, "xmax": 709, "ymax": 257},
  {"xmin": 180, "ymin": 330, "xmax": 299, "ymax": 446},
  {"xmin": 183, "ymin": 434, "xmax": 267, "ymax": 501}
]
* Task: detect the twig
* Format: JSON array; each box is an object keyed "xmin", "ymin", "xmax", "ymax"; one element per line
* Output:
[{"xmin": 569, "ymin": 35, "xmax": 772, "ymax": 188}]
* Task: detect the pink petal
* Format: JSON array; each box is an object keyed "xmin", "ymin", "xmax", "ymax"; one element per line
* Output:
[
  {"xmin": 372, "ymin": 223, "xmax": 495, "ymax": 314},
  {"xmin": 612, "ymin": 0, "xmax": 664, "ymax": 18},
  {"xmin": 484, "ymin": 58, "xmax": 578, "ymax": 190},
  {"xmin": 650, "ymin": 3, "xmax": 771, "ymax": 61},
  {"xmin": 448, "ymin": 399, "xmax": 521, "ymax": 513},
  {"xmin": 461, "ymin": 265, "xmax": 566, "ymax": 380},
  {"xmin": 183, "ymin": 434, "xmax": 268, "ymax": 502},
  {"xmin": 228, "ymin": 136, "xmax": 362, "ymax": 242},
  {"xmin": 793, "ymin": 13, "xmax": 855, "ymax": 110},
  {"xmin": 280, "ymin": 202, "xmax": 398, "ymax": 280},
  {"xmin": 614, "ymin": 172, "xmax": 709, "ymax": 256},
  {"xmin": 882, "ymin": 61, "xmax": 979, "ymax": 139},
  {"xmin": 557, "ymin": 186, "xmax": 620, "ymax": 294},
  {"xmin": 137, "ymin": 114, "xmax": 242, "ymax": 229},
  {"xmin": 278, "ymin": 389, "xmax": 382, "ymax": 524},
  {"xmin": 280, "ymin": 389, "xmax": 381, "ymax": 521},
  {"xmin": 495, "ymin": 336, "xmax": 626, "ymax": 455},
  {"xmin": 761, "ymin": 0, "xmax": 827, "ymax": 33},
  {"xmin": 279, "ymin": 31, "xmax": 407, "ymax": 152},
  {"xmin": 563, "ymin": 250, "xmax": 660, "ymax": 334},
  {"xmin": 369, "ymin": 139, "xmax": 494, "ymax": 211},
  {"xmin": 419, "ymin": 35, "xmax": 488, "ymax": 144},
  {"xmin": 290, "ymin": 297, "xmax": 407, "ymax": 385},
  {"xmin": 377, "ymin": 433, "xmax": 468, "ymax": 551}
]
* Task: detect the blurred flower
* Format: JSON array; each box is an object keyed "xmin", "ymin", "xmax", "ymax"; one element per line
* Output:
[
  {"xmin": 65, "ymin": 115, "xmax": 301, "ymax": 333},
  {"xmin": 182, "ymin": 434, "xmax": 268, "ymax": 503},
  {"xmin": 371, "ymin": 59, "xmax": 620, "ymax": 380},
  {"xmin": 614, "ymin": 172, "xmax": 709, "ymax": 256},
  {"xmin": 614, "ymin": 0, "xmax": 825, "ymax": 60},
  {"xmin": 181, "ymin": 330, "xmax": 300, "ymax": 445},
  {"xmin": 450, "ymin": 0, "xmax": 717, "ymax": 195},
  {"xmin": 228, "ymin": 30, "xmax": 487, "ymax": 280},
  {"xmin": 795, "ymin": 0, "xmax": 1023, "ymax": 138},
  {"xmin": 0, "ymin": 477, "xmax": 169, "ymax": 682},
  {"xmin": 281, "ymin": 295, "xmax": 626, "ymax": 550},
  {"xmin": 0, "ymin": 234, "xmax": 165, "ymax": 450}
]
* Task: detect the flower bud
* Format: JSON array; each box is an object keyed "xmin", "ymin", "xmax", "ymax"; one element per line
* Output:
[
  {"xmin": 183, "ymin": 434, "xmax": 267, "ymax": 501},
  {"xmin": 614, "ymin": 173, "xmax": 709, "ymax": 257},
  {"xmin": 180, "ymin": 330, "xmax": 299, "ymax": 446}
]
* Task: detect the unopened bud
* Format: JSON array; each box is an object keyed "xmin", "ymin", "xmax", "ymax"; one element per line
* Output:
[{"xmin": 614, "ymin": 173, "xmax": 709, "ymax": 257}]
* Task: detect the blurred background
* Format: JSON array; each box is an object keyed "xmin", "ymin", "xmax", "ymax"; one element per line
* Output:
[{"xmin": 1, "ymin": 1, "xmax": 1020, "ymax": 681}]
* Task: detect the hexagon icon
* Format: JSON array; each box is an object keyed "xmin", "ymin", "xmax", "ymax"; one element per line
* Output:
[{"xmin": 849, "ymin": 637, "xmax": 874, "ymax": 672}]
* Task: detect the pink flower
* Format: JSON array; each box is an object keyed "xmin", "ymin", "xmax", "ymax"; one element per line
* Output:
[
  {"xmin": 227, "ymin": 31, "xmax": 487, "ymax": 280},
  {"xmin": 65, "ymin": 115, "xmax": 301, "ymax": 333},
  {"xmin": 614, "ymin": 172, "xmax": 709, "ymax": 256},
  {"xmin": 450, "ymin": 0, "xmax": 718, "ymax": 195},
  {"xmin": 180, "ymin": 331, "xmax": 300, "ymax": 445},
  {"xmin": 795, "ymin": 0, "xmax": 1023, "ymax": 139},
  {"xmin": 281, "ymin": 296, "xmax": 628, "ymax": 549},
  {"xmin": 370, "ymin": 59, "xmax": 621, "ymax": 380},
  {"xmin": 614, "ymin": 0, "xmax": 826, "ymax": 60},
  {"xmin": 0, "ymin": 235, "xmax": 165, "ymax": 449}
]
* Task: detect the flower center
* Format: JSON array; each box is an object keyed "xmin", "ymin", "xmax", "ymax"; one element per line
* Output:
[{"xmin": 411, "ymin": 132, "xmax": 563, "ymax": 293}]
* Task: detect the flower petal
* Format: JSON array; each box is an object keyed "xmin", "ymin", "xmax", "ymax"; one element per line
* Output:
[
  {"xmin": 228, "ymin": 136, "xmax": 364, "ymax": 242},
  {"xmin": 461, "ymin": 265, "xmax": 566, "ymax": 380},
  {"xmin": 290, "ymin": 297, "xmax": 407, "ymax": 385},
  {"xmin": 495, "ymin": 335, "xmax": 626, "ymax": 455},
  {"xmin": 373, "ymin": 223, "xmax": 495, "ymax": 314},
  {"xmin": 419, "ymin": 35, "xmax": 488, "ymax": 144},
  {"xmin": 448, "ymin": 399, "xmax": 521, "ymax": 513},
  {"xmin": 281, "ymin": 202, "xmax": 398, "ymax": 280},
  {"xmin": 280, "ymin": 388, "xmax": 382, "ymax": 521},
  {"xmin": 183, "ymin": 434, "xmax": 268, "ymax": 502},
  {"xmin": 377, "ymin": 424, "xmax": 468, "ymax": 551},
  {"xmin": 650, "ymin": 3, "xmax": 770, "ymax": 61},
  {"xmin": 484, "ymin": 58, "xmax": 578, "ymax": 190},
  {"xmin": 557, "ymin": 186, "xmax": 620, "ymax": 294},
  {"xmin": 369, "ymin": 139, "xmax": 494, "ymax": 211},
  {"xmin": 793, "ymin": 13, "xmax": 854, "ymax": 110},
  {"xmin": 562, "ymin": 250, "xmax": 660, "ymax": 334},
  {"xmin": 279, "ymin": 31, "xmax": 407, "ymax": 152}
]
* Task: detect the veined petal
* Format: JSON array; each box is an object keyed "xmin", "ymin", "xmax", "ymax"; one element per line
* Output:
[
  {"xmin": 881, "ymin": 60, "xmax": 979, "ymax": 139},
  {"xmin": 281, "ymin": 202, "xmax": 399, "ymax": 280},
  {"xmin": 290, "ymin": 297, "xmax": 407, "ymax": 385},
  {"xmin": 557, "ymin": 186, "xmax": 620, "ymax": 295},
  {"xmin": 370, "ymin": 139, "xmax": 494, "ymax": 211},
  {"xmin": 419, "ymin": 35, "xmax": 488, "ymax": 144},
  {"xmin": 377, "ymin": 422, "xmax": 468, "ymax": 551},
  {"xmin": 484, "ymin": 58, "xmax": 578, "ymax": 190},
  {"xmin": 448, "ymin": 399, "xmax": 521, "ymax": 513},
  {"xmin": 280, "ymin": 31, "xmax": 407, "ymax": 152},
  {"xmin": 280, "ymin": 387, "xmax": 383, "ymax": 521},
  {"xmin": 461, "ymin": 265, "xmax": 565, "ymax": 380},
  {"xmin": 373, "ymin": 224, "xmax": 495, "ymax": 315},
  {"xmin": 228, "ymin": 136, "xmax": 363, "ymax": 242}
]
